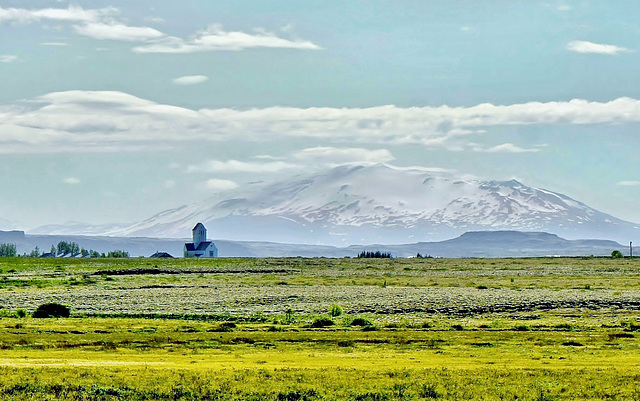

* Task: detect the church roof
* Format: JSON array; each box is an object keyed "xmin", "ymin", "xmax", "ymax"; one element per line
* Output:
[
  {"xmin": 184, "ymin": 241, "xmax": 213, "ymax": 252},
  {"xmin": 192, "ymin": 222, "xmax": 205, "ymax": 231},
  {"xmin": 150, "ymin": 251, "xmax": 174, "ymax": 258}
]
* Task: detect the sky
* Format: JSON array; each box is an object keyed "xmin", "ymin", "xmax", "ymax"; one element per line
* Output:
[{"xmin": 1, "ymin": 0, "xmax": 640, "ymax": 231}]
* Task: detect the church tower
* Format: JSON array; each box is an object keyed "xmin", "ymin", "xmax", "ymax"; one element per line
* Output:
[{"xmin": 192, "ymin": 223, "xmax": 207, "ymax": 248}]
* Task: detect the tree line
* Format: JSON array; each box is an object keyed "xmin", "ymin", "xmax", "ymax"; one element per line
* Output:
[
  {"xmin": 0, "ymin": 241, "xmax": 129, "ymax": 258},
  {"xmin": 357, "ymin": 250, "xmax": 392, "ymax": 259}
]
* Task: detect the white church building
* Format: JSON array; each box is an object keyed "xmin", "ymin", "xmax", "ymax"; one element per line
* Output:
[{"xmin": 183, "ymin": 223, "xmax": 218, "ymax": 258}]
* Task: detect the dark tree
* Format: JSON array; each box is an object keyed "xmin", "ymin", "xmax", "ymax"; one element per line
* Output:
[{"xmin": 0, "ymin": 243, "xmax": 17, "ymax": 257}]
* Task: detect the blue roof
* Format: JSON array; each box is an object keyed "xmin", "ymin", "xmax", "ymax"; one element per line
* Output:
[{"xmin": 185, "ymin": 241, "xmax": 214, "ymax": 252}]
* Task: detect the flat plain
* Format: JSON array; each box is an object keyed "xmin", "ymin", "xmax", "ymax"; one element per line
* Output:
[{"xmin": 0, "ymin": 256, "xmax": 639, "ymax": 400}]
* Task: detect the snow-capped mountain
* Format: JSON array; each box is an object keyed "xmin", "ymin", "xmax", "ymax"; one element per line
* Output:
[
  {"xmin": 99, "ymin": 163, "xmax": 639, "ymax": 245},
  {"xmin": 30, "ymin": 222, "xmax": 130, "ymax": 236}
]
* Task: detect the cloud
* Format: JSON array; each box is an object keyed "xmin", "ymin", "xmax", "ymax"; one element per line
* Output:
[
  {"xmin": 566, "ymin": 40, "xmax": 631, "ymax": 55},
  {"xmin": 172, "ymin": 75, "xmax": 209, "ymax": 85},
  {"xmin": 616, "ymin": 181, "xmax": 640, "ymax": 187},
  {"xmin": 0, "ymin": 5, "xmax": 110, "ymax": 24},
  {"xmin": 187, "ymin": 160, "xmax": 296, "ymax": 173},
  {"xmin": 477, "ymin": 143, "xmax": 540, "ymax": 153},
  {"xmin": 73, "ymin": 22, "xmax": 165, "ymax": 41},
  {"xmin": 63, "ymin": 177, "xmax": 81, "ymax": 185},
  {"xmin": 0, "ymin": 6, "xmax": 320, "ymax": 53},
  {"xmin": 0, "ymin": 5, "xmax": 163, "ymax": 42},
  {"xmin": 132, "ymin": 24, "xmax": 321, "ymax": 53},
  {"xmin": 292, "ymin": 147, "xmax": 395, "ymax": 165},
  {"xmin": 205, "ymin": 178, "xmax": 239, "ymax": 191},
  {"xmin": 41, "ymin": 42, "xmax": 68, "ymax": 46},
  {"xmin": 187, "ymin": 148, "xmax": 394, "ymax": 176},
  {"xmin": 0, "ymin": 55, "xmax": 17, "ymax": 63},
  {"xmin": 5, "ymin": 91, "xmax": 640, "ymax": 153}
]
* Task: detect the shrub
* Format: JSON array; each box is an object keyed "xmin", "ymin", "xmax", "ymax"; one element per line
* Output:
[
  {"xmin": 208, "ymin": 322, "xmax": 236, "ymax": 332},
  {"xmin": 310, "ymin": 317, "xmax": 334, "ymax": 328},
  {"xmin": 418, "ymin": 383, "xmax": 440, "ymax": 399},
  {"xmin": 329, "ymin": 304, "xmax": 343, "ymax": 317},
  {"xmin": 608, "ymin": 332, "xmax": 634, "ymax": 340},
  {"xmin": 107, "ymin": 250, "xmax": 129, "ymax": 258},
  {"xmin": 284, "ymin": 308, "xmax": 296, "ymax": 324},
  {"xmin": 611, "ymin": 250, "xmax": 623, "ymax": 258},
  {"xmin": 267, "ymin": 325, "xmax": 284, "ymax": 332},
  {"xmin": 350, "ymin": 317, "xmax": 373, "ymax": 327},
  {"xmin": 32, "ymin": 303, "xmax": 70, "ymax": 318},
  {"xmin": 16, "ymin": 309, "xmax": 26, "ymax": 318}
]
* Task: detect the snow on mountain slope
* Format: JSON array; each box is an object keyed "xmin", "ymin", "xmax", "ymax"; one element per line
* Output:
[{"xmin": 100, "ymin": 163, "xmax": 639, "ymax": 245}]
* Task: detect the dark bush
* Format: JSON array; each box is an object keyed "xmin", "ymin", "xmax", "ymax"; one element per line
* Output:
[
  {"xmin": 32, "ymin": 303, "xmax": 70, "ymax": 318},
  {"xmin": 418, "ymin": 383, "xmax": 440, "ymax": 399},
  {"xmin": 608, "ymin": 332, "xmax": 634, "ymax": 340},
  {"xmin": 267, "ymin": 325, "xmax": 284, "ymax": 332},
  {"xmin": 310, "ymin": 317, "xmax": 334, "ymax": 328},
  {"xmin": 350, "ymin": 317, "xmax": 373, "ymax": 327}
]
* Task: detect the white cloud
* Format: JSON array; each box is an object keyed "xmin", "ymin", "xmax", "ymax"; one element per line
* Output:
[
  {"xmin": 172, "ymin": 75, "xmax": 209, "ymax": 85},
  {"xmin": 73, "ymin": 22, "xmax": 165, "ymax": 41},
  {"xmin": 557, "ymin": 5, "xmax": 571, "ymax": 12},
  {"xmin": 5, "ymin": 91, "xmax": 640, "ymax": 153},
  {"xmin": 63, "ymin": 177, "xmax": 81, "ymax": 185},
  {"xmin": 0, "ymin": 5, "xmax": 163, "ymax": 42},
  {"xmin": 133, "ymin": 24, "xmax": 321, "ymax": 53},
  {"xmin": 205, "ymin": 178, "xmax": 239, "ymax": 191},
  {"xmin": 187, "ymin": 160, "xmax": 296, "ymax": 173},
  {"xmin": 0, "ymin": 6, "xmax": 320, "ymax": 53},
  {"xmin": 41, "ymin": 42, "xmax": 68, "ymax": 46},
  {"xmin": 293, "ymin": 147, "xmax": 395, "ymax": 165},
  {"xmin": 478, "ymin": 143, "xmax": 540, "ymax": 153},
  {"xmin": 566, "ymin": 40, "xmax": 631, "ymax": 55},
  {"xmin": 0, "ymin": 55, "xmax": 17, "ymax": 63},
  {"xmin": 0, "ymin": 5, "xmax": 114, "ymax": 24},
  {"xmin": 616, "ymin": 181, "xmax": 640, "ymax": 187}
]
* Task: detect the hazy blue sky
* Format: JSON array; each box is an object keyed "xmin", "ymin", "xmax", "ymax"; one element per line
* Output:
[{"xmin": 1, "ymin": 1, "xmax": 640, "ymax": 231}]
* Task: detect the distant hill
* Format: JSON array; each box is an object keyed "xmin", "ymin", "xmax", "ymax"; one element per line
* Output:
[
  {"xmin": 1, "ymin": 230, "xmax": 628, "ymax": 258},
  {"xmin": 348, "ymin": 231, "xmax": 626, "ymax": 258}
]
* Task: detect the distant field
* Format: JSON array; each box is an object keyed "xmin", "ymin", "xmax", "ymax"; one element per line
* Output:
[{"xmin": 0, "ymin": 256, "xmax": 639, "ymax": 400}]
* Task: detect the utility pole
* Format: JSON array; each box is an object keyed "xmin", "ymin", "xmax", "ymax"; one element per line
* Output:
[{"xmin": 631, "ymin": 242, "xmax": 633, "ymax": 258}]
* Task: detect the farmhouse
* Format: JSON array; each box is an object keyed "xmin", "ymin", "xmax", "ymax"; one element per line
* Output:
[{"xmin": 183, "ymin": 223, "xmax": 218, "ymax": 258}]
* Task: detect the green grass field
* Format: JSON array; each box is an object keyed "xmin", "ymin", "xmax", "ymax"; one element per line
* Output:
[{"xmin": 0, "ymin": 256, "xmax": 639, "ymax": 400}]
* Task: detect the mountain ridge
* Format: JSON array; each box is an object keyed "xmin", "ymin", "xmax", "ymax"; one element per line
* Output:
[{"xmin": 28, "ymin": 164, "xmax": 640, "ymax": 245}]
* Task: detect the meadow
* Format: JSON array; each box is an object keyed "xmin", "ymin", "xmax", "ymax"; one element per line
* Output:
[{"xmin": 0, "ymin": 256, "xmax": 639, "ymax": 400}]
